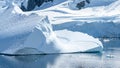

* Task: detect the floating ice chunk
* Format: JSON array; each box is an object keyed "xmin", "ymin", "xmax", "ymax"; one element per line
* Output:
[{"xmin": 106, "ymin": 54, "xmax": 114, "ymax": 58}]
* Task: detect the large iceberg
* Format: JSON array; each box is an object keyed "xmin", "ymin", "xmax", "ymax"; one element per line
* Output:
[{"xmin": 0, "ymin": 1, "xmax": 103, "ymax": 55}]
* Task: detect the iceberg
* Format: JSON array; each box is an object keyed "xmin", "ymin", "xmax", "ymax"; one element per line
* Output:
[
  {"xmin": 20, "ymin": 23, "xmax": 103, "ymax": 54},
  {"xmin": 7, "ymin": 18, "xmax": 103, "ymax": 54},
  {"xmin": 0, "ymin": 15, "xmax": 103, "ymax": 54},
  {"xmin": 0, "ymin": 1, "xmax": 103, "ymax": 55}
]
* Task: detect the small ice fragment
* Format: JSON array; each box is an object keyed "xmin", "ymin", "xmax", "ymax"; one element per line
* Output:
[{"xmin": 106, "ymin": 54, "xmax": 114, "ymax": 58}]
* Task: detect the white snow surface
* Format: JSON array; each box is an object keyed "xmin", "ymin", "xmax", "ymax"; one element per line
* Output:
[{"xmin": 0, "ymin": 1, "xmax": 104, "ymax": 54}]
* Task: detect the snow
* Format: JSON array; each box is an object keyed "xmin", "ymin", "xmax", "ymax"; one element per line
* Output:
[
  {"xmin": 34, "ymin": 0, "xmax": 120, "ymax": 37},
  {"xmin": 1, "ymin": 0, "xmax": 120, "ymax": 54},
  {"xmin": 37, "ymin": 0, "xmax": 120, "ymax": 24}
]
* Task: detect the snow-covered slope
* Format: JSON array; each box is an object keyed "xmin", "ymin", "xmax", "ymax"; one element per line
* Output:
[
  {"xmin": 0, "ymin": 2, "xmax": 103, "ymax": 54},
  {"xmin": 33, "ymin": 0, "xmax": 120, "ymax": 37}
]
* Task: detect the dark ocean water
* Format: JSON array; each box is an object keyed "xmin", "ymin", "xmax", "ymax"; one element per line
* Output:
[{"xmin": 0, "ymin": 38, "xmax": 120, "ymax": 68}]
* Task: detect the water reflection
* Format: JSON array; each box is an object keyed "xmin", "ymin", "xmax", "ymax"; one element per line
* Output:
[
  {"xmin": 0, "ymin": 54, "xmax": 59, "ymax": 68},
  {"xmin": 0, "ymin": 53, "xmax": 102, "ymax": 68},
  {"xmin": 14, "ymin": 55, "xmax": 43, "ymax": 62},
  {"xmin": 0, "ymin": 39, "xmax": 120, "ymax": 68},
  {"xmin": 0, "ymin": 51, "xmax": 119, "ymax": 68}
]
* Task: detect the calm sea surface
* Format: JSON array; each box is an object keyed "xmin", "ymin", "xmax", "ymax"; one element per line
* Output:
[{"xmin": 0, "ymin": 38, "xmax": 120, "ymax": 68}]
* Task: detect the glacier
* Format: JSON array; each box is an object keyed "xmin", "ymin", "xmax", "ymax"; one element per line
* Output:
[{"xmin": 0, "ymin": 1, "xmax": 104, "ymax": 54}]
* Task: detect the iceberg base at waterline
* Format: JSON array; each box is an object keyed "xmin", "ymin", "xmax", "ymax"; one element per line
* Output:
[{"xmin": 2, "ymin": 28, "xmax": 103, "ymax": 54}]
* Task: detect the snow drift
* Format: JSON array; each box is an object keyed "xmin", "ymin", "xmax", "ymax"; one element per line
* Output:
[{"xmin": 0, "ymin": 2, "xmax": 103, "ymax": 54}]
